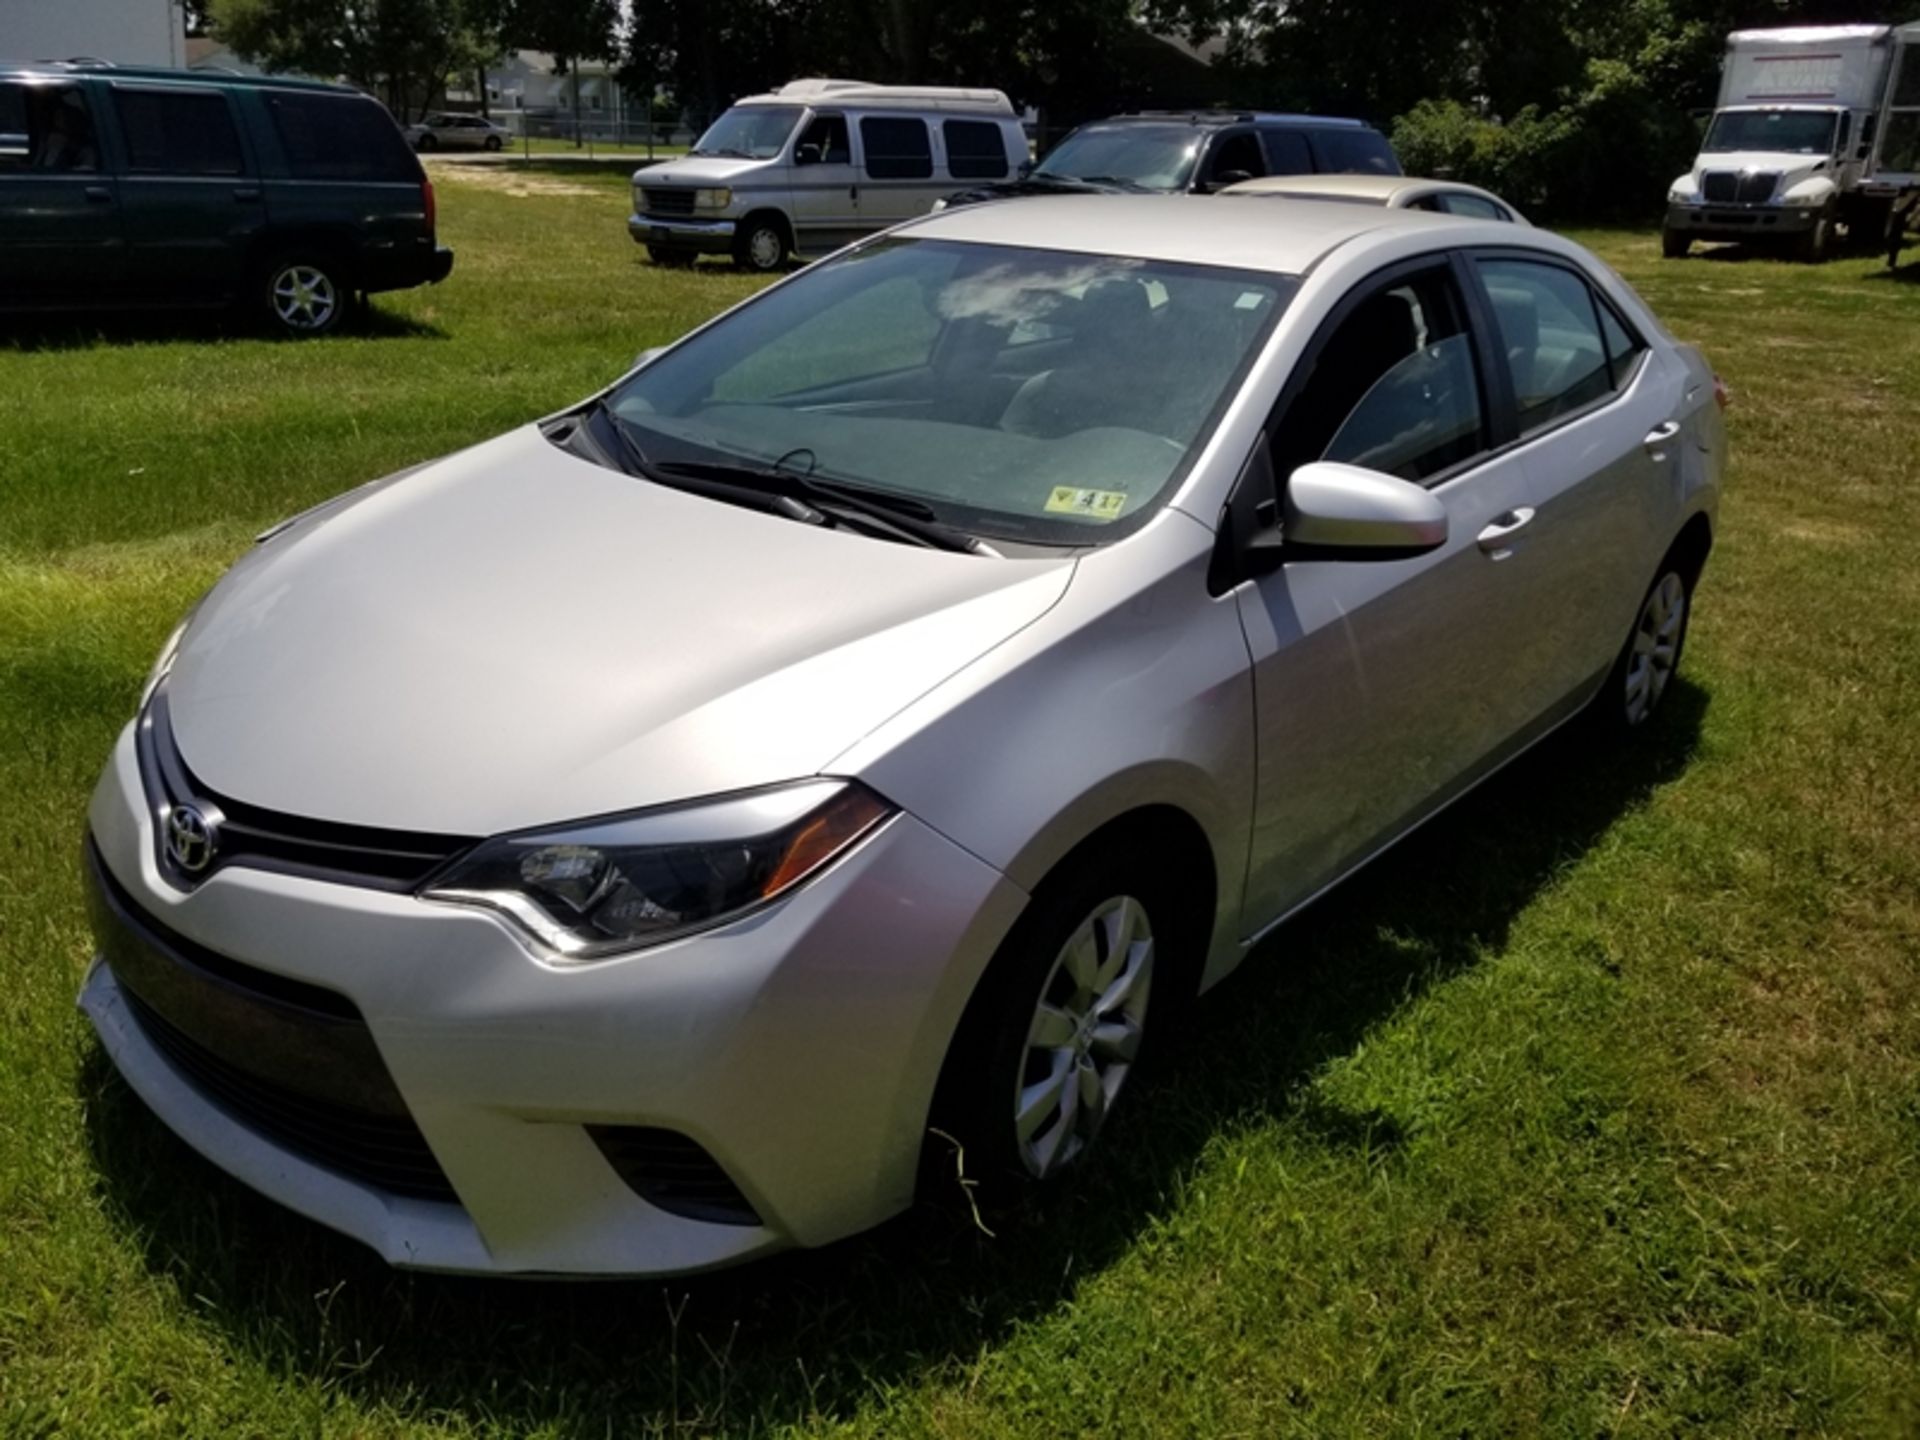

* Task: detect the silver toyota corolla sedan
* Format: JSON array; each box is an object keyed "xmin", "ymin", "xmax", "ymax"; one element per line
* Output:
[{"xmin": 81, "ymin": 197, "xmax": 1725, "ymax": 1276}]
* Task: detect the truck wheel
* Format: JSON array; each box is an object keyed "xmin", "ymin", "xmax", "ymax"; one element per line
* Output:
[
  {"xmin": 261, "ymin": 254, "xmax": 347, "ymax": 338},
  {"xmin": 646, "ymin": 246, "xmax": 696, "ymax": 268},
  {"xmin": 1798, "ymin": 210, "xmax": 1833, "ymax": 263},
  {"xmin": 732, "ymin": 216, "xmax": 789, "ymax": 273},
  {"xmin": 1661, "ymin": 227, "xmax": 1691, "ymax": 259}
]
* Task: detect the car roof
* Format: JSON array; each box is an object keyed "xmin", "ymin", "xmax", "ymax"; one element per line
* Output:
[
  {"xmin": 1224, "ymin": 174, "xmax": 1423, "ymax": 202},
  {"xmin": 903, "ymin": 193, "xmax": 1487, "ymax": 275},
  {"xmin": 1093, "ymin": 111, "xmax": 1372, "ymax": 130},
  {"xmin": 0, "ymin": 59, "xmax": 356, "ymax": 95}
]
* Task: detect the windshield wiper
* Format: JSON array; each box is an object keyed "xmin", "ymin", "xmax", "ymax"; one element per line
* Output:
[
  {"xmin": 586, "ymin": 405, "xmax": 828, "ymax": 525},
  {"xmin": 1066, "ymin": 174, "xmax": 1154, "ymax": 192},
  {"xmin": 651, "ymin": 456, "xmax": 986, "ymax": 554}
]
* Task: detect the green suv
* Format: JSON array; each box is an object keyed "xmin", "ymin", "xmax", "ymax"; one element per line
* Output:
[{"xmin": 0, "ymin": 61, "xmax": 452, "ymax": 336}]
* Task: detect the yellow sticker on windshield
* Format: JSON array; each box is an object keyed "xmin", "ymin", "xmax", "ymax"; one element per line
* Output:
[{"xmin": 1044, "ymin": 486, "xmax": 1129, "ymax": 520}]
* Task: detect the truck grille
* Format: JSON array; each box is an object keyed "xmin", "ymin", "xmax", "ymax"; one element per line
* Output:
[
  {"xmin": 1701, "ymin": 171, "xmax": 1779, "ymax": 204},
  {"xmin": 641, "ymin": 186, "xmax": 696, "ymax": 218}
]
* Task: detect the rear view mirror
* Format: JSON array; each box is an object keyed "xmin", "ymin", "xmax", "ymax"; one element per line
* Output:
[{"xmin": 1278, "ymin": 461, "xmax": 1448, "ymax": 559}]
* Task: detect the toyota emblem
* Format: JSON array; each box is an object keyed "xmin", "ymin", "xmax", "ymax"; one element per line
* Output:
[{"xmin": 165, "ymin": 804, "xmax": 219, "ymax": 874}]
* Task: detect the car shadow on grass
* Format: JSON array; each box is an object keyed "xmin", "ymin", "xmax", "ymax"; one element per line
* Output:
[
  {"xmin": 0, "ymin": 303, "xmax": 445, "ymax": 352},
  {"xmin": 80, "ymin": 680, "xmax": 1706, "ymax": 1434}
]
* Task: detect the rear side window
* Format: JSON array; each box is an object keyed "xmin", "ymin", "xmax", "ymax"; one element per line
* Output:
[
  {"xmin": 1310, "ymin": 128, "xmax": 1400, "ymax": 175},
  {"xmin": 0, "ymin": 81, "xmax": 101, "ymax": 172},
  {"xmin": 1476, "ymin": 258, "xmax": 1619, "ymax": 431},
  {"xmin": 114, "ymin": 88, "xmax": 244, "ymax": 175},
  {"xmin": 860, "ymin": 117, "xmax": 932, "ymax": 179},
  {"xmin": 266, "ymin": 92, "xmax": 418, "ymax": 181},
  {"xmin": 1260, "ymin": 129, "xmax": 1313, "ymax": 175},
  {"xmin": 943, "ymin": 119, "xmax": 1008, "ymax": 179}
]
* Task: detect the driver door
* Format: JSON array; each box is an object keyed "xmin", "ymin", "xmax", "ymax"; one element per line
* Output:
[
  {"xmin": 789, "ymin": 110, "xmax": 860, "ymax": 252},
  {"xmin": 1234, "ymin": 255, "xmax": 1563, "ymax": 928}
]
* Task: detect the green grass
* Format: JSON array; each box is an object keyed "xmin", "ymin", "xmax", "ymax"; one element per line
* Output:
[{"xmin": 2, "ymin": 186, "xmax": 1918, "ymax": 1436}]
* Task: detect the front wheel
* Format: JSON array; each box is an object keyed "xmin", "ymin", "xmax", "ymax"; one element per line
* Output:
[
  {"xmin": 732, "ymin": 218, "xmax": 789, "ymax": 273},
  {"xmin": 1598, "ymin": 567, "xmax": 1691, "ymax": 733},
  {"xmin": 414, "ymin": 133, "xmax": 437, "ymax": 153},
  {"xmin": 483, "ymin": 134, "xmax": 503, "ymax": 152},
  {"xmin": 1798, "ymin": 210, "xmax": 1833, "ymax": 263},
  {"xmin": 260, "ymin": 255, "xmax": 346, "ymax": 337},
  {"xmin": 1661, "ymin": 227, "xmax": 1691, "ymax": 259}
]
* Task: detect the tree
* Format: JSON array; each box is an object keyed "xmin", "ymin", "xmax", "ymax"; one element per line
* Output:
[{"xmin": 208, "ymin": 0, "xmax": 500, "ymax": 120}]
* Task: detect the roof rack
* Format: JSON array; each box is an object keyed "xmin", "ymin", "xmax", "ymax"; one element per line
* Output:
[{"xmin": 1113, "ymin": 109, "xmax": 1367, "ymax": 128}]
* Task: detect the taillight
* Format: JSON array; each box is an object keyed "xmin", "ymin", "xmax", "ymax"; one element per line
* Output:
[{"xmin": 422, "ymin": 175, "xmax": 437, "ymax": 235}]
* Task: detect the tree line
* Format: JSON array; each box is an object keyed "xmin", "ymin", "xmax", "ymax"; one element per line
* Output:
[{"xmin": 208, "ymin": 0, "xmax": 1916, "ymax": 217}]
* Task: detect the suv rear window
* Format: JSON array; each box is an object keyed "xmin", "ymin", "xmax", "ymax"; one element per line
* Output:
[
  {"xmin": 265, "ymin": 92, "xmax": 418, "ymax": 181},
  {"xmin": 114, "ymin": 88, "xmax": 244, "ymax": 175},
  {"xmin": 1309, "ymin": 128, "xmax": 1400, "ymax": 176}
]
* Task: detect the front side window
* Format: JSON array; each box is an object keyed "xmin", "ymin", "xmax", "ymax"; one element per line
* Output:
[
  {"xmin": 1203, "ymin": 131, "xmax": 1267, "ymax": 187},
  {"xmin": 796, "ymin": 113, "xmax": 849, "ymax": 164},
  {"xmin": 1702, "ymin": 109, "xmax": 1836, "ymax": 155},
  {"xmin": 605, "ymin": 239, "xmax": 1293, "ymax": 545},
  {"xmin": 0, "ymin": 82, "xmax": 100, "ymax": 173},
  {"xmin": 860, "ymin": 117, "xmax": 932, "ymax": 179},
  {"xmin": 267, "ymin": 93, "xmax": 418, "ymax": 181},
  {"xmin": 1261, "ymin": 130, "xmax": 1313, "ymax": 175},
  {"xmin": 944, "ymin": 118, "xmax": 1009, "ymax": 179},
  {"xmin": 691, "ymin": 105, "xmax": 801, "ymax": 160},
  {"xmin": 1476, "ymin": 258, "xmax": 1618, "ymax": 431},
  {"xmin": 114, "ymin": 88, "xmax": 244, "ymax": 175},
  {"xmin": 1309, "ymin": 129, "xmax": 1400, "ymax": 175},
  {"xmin": 1030, "ymin": 123, "xmax": 1201, "ymax": 191},
  {"xmin": 1279, "ymin": 267, "xmax": 1488, "ymax": 482}
]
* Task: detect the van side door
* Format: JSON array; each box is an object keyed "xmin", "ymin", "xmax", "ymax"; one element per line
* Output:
[
  {"xmin": 857, "ymin": 114, "xmax": 939, "ymax": 224},
  {"xmin": 789, "ymin": 110, "xmax": 860, "ymax": 251},
  {"xmin": 110, "ymin": 81, "xmax": 266, "ymax": 303},
  {"xmin": 0, "ymin": 77, "xmax": 124, "ymax": 307}
]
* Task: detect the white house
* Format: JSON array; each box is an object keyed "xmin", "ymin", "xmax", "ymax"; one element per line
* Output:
[
  {"xmin": 469, "ymin": 50, "xmax": 634, "ymax": 128},
  {"xmin": 1, "ymin": 0, "xmax": 186, "ymax": 66}
]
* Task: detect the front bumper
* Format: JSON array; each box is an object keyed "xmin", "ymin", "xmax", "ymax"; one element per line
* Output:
[
  {"xmin": 1665, "ymin": 201, "xmax": 1820, "ymax": 240},
  {"xmin": 626, "ymin": 214, "xmax": 736, "ymax": 253},
  {"xmin": 80, "ymin": 723, "xmax": 1025, "ymax": 1275}
]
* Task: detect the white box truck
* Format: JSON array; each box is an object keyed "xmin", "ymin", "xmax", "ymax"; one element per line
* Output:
[{"xmin": 1664, "ymin": 22, "xmax": 1920, "ymax": 261}]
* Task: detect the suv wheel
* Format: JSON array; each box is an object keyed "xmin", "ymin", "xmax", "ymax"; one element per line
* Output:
[
  {"xmin": 262, "ymin": 256, "xmax": 346, "ymax": 338},
  {"xmin": 733, "ymin": 217, "xmax": 788, "ymax": 273}
]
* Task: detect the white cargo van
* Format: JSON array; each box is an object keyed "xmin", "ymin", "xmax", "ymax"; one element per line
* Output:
[
  {"xmin": 627, "ymin": 79, "xmax": 1026, "ymax": 272},
  {"xmin": 1665, "ymin": 23, "xmax": 1920, "ymax": 261}
]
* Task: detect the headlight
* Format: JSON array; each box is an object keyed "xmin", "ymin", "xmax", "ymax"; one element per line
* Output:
[
  {"xmin": 421, "ymin": 781, "xmax": 893, "ymax": 959},
  {"xmin": 1782, "ymin": 189, "xmax": 1822, "ymax": 207},
  {"xmin": 1667, "ymin": 187, "xmax": 1695, "ymax": 204},
  {"xmin": 692, "ymin": 187, "xmax": 733, "ymax": 211}
]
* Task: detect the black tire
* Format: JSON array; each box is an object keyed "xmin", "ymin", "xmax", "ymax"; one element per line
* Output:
[
  {"xmin": 259, "ymin": 254, "xmax": 348, "ymax": 338},
  {"xmin": 1661, "ymin": 227, "xmax": 1691, "ymax": 259},
  {"xmin": 483, "ymin": 134, "xmax": 502, "ymax": 152},
  {"xmin": 415, "ymin": 132, "xmax": 437, "ymax": 152},
  {"xmin": 1593, "ymin": 562, "xmax": 1693, "ymax": 736},
  {"xmin": 1798, "ymin": 209, "xmax": 1833, "ymax": 263},
  {"xmin": 930, "ymin": 837, "xmax": 1197, "ymax": 1201},
  {"xmin": 732, "ymin": 216, "xmax": 789, "ymax": 273},
  {"xmin": 646, "ymin": 246, "xmax": 696, "ymax": 268}
]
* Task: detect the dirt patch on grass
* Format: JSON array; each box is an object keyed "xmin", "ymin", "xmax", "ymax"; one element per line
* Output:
[{"xmin": 430, "ymin": 165, "xmax": 607, "ymax": 200}]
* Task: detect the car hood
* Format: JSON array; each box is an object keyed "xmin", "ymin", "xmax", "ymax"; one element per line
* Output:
[
  {"xmin": 166, "ymin": 426, "xmax": 1074, "ymax": 836},
  {"xmin": 1684, "ymin": 151, "xmax": 1830, "ymax": 192},
  {"xmin": 633, "ymin": 157, "xmax": 768, "ymax": 186}
]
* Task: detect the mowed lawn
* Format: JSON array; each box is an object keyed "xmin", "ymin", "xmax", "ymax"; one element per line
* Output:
[{"xmin": 2, "ymin": 172, "xmax": 1917, "ymax": 1437}]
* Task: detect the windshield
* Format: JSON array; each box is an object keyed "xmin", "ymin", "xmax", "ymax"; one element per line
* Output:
[
  {"xmin": 605, "ymin": 239, "xmax": 1293, "ymax": 546},
  {"xmin": 1031, "ymin": 124, "xmax": 1202, "ymax": 190},
  {"xmin": 692, "ymin": 105, "xmax": 802, "ymax": 159},
  {"xmin": 1703, "ymin": 110, "xmax": 1836, "ymax": 155}
]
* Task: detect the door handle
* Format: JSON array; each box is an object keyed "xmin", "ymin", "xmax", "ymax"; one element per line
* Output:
[
  {"xmin": 233, "ymin": 185, "xmax": 262, "ymax": 201},
  {"xmin": 1643, "ymin": 420, "xmax": 1681, "ymax": 458},
  {"xmin": 83, "ymin": 185, "xmax": 112, "ymax": 203},
  {"xmin": 1476, "ymin": 506, "xmax": 1536, "ymax": 557}
]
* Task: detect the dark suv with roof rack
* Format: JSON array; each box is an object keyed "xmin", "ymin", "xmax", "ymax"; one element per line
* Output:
[
  {"xmin": 939, "ymin": 110, "xmax": 1400, "ymax": 210},
  {"xmin": 0, "ymin": 61, "xmax": 451, "ymax": 336}
]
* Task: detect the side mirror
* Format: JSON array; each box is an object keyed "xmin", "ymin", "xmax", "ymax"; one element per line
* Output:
[
  {"xmin": 795, "ymin": 142, "xmax": 822, "ymax": 166},
  {"xmin": 1213, "ymin": 168, "xmax": 1255, "ymax": 188},
  {"xmin": 1260, "ymin": 461, "xmax": 1448, "ymax": 561},
  {"xmin": 631, "ymin": 345, "xmax": 666, "ymax": 370}
]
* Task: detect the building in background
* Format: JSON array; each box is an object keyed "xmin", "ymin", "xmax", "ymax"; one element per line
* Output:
[
  {"xmin": 459, "ymin": 50, "xmax": 636, "ymax": 135},
  {"xmin": 0, "ymin": 0, "xmax": 186, "ymax": 66}
]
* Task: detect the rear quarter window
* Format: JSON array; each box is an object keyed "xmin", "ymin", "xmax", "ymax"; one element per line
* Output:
[
  {"xmin": 265, "ymin": 92, "xmax": 419, "ymax": 181},
  {"xmin": 1309, "ymin": 129, "xmax": 1400, "ymax": 176},
  {"xmin": 943, "ymin": 118, "xmax": 1009, "ymax": 179}
]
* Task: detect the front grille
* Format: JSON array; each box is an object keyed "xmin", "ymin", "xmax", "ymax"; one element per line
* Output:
[
  {"xmin": 641, "ymin": 186, "xmax": 695, "ymax": 218},
  {"xmin": 87, "ymin": 843, "xmax": 458, "ymax": 1204},
  {"xmin": 587, "ymin": 1125, "xmax": 761, "ymax": 1226},
  {"xmin": 140, "ymin": 685, "xmax": 475, "ymax": 892},
  {"xmin": 1700, "ymin": 170, "xmax": 1779, "ymax": 204}
]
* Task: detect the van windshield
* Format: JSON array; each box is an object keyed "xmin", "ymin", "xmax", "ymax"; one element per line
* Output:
[
  {"xmin": 1703, "ymin": 110, "xmax": 1836, "ymax": 155},
  {"xmin": 1031, "ymin": 124, "xmax": 1202, "ymax": 190},
  {"xmin": 602, "ymin": 238, "xmax": 1293, "ymax": 547},
  {"xmin": 691, "ymin": 106, "xmax": 802, "ymax": 160}
]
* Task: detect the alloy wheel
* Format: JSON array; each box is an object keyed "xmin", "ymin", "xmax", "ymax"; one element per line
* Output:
[
  {"xmin": 1624, "ymin": 572, "xmax": 1686, "ymax": 725},
  {"xmin": 271, "ymin": 265, "xmax": 338, "ymax": 334},
  {"xmin": 1013, "ymin": 895, "xmax": 1154, "ymax": 1179}
]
